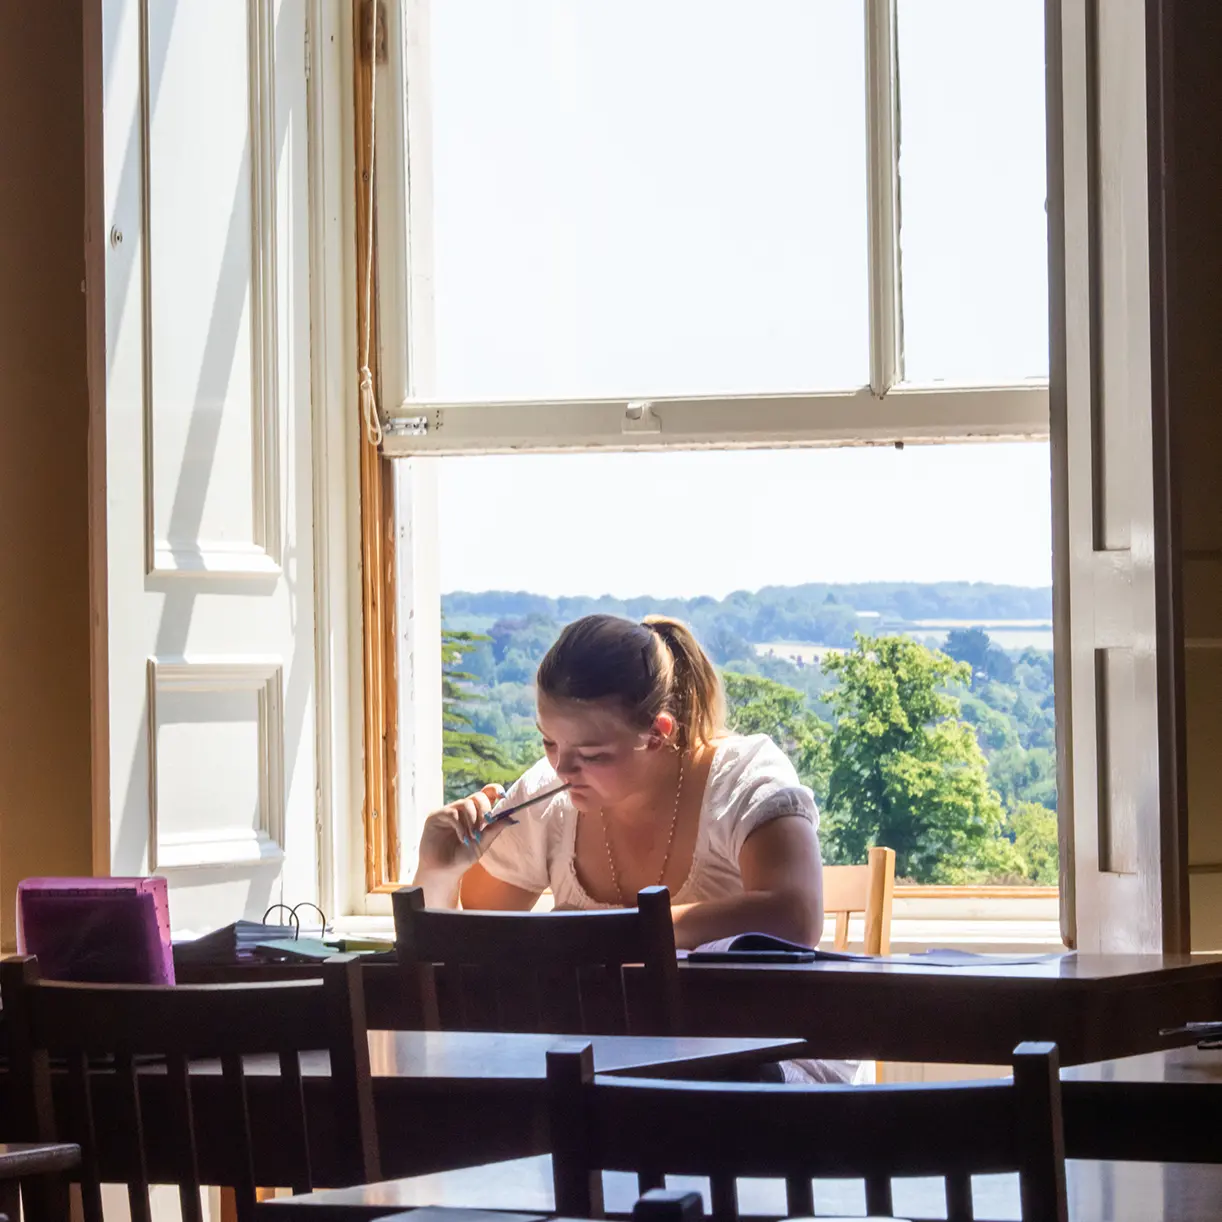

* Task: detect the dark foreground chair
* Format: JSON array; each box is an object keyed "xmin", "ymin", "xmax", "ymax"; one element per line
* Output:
[
  {"xmin": 1, "ymin": 954, "xmax": 379, "ymax": 1222},
  {"xmin": 393, "ymin": 884, "xmax": 680, "ymax": 1034},
  {"xmin": 547, "ymin": 1040, "xmax": 1067, "ymax": 1222}
]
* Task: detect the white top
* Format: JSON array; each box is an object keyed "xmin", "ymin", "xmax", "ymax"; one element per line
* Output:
[{"xmin": 478, "ymin": 733, "xmax": 819, "ymax": 908}]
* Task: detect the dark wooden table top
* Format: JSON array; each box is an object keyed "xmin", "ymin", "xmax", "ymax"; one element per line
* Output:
[
  {"xmin": 181, "ymin": 952, "xmax": 1222, "ymax": 1066},
  {"xmin": 636, "ymin": 952, "xmax": 1222, "ymax": 1064},
  {"xmin": 362, "ymin": 1031, "xmax": 809, "ymax": 1083},
  {"xmin": 256, "ymin": 1151, "xmax": 1222, "ymax": 1221},
  {"xmin": 1063, "ymin": 1043, "xmax": 1222, "ymax": 1084},
  {"xmin": 143, "ymin": 1031, "xmax": 808, "ymax": 1085},
  {"xmin": 1060, "ymin": 1045, "xmax": 1222, "ymax": 1164},
  {"xmin": 686, "ymin": 952, "xmax": 1222, "ymax": 983}
]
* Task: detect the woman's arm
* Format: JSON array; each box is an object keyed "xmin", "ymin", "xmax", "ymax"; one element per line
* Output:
[
  {"xmin": 409, "ymin": 784, "xmax": 543, "ymax": 910},
  {"xmin": 459, "ymin": 862, "xmax": 541, "ymax": 911},
  {"xmin": 669, "ymin": 816, "xmax": 824, "ymax": 950}
]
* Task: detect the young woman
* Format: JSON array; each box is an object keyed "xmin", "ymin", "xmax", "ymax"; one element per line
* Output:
[{"xmin": 412, "ymin": 613, "xmax": 825, "ymax": 951}]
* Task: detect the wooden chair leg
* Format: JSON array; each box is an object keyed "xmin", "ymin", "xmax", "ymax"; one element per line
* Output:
[{"xmin": 0, "ymin": 1180, "xmax": 19, "ymax": 1222}]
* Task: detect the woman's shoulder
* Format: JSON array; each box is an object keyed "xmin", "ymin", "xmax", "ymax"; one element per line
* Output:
[
  {"xmin": 708, "ymin": 732, "xmax": 798, "ymax": 782},
  {"xmin": 702, "ymin": 733, "xmax": 816, "ymax": 852}
]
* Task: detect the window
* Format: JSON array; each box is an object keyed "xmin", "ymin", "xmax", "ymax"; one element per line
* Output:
[{"xmin": 372, "ymin": 0, "xmax": 1051, "ymax": 903}]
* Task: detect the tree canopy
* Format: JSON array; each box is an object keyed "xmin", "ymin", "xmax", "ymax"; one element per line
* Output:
[{"xmin": 819, "ymin": 635, "xmax": 1015, "ymax": 883}]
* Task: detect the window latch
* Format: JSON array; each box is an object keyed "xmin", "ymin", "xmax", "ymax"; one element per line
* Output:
[
  {"xmin": 385, "ymin": 415, "xmax": 429, "ymax": 438},
  {"xmin": 623, "ymin": 401, "xmax": 661, "ymax": 434}
]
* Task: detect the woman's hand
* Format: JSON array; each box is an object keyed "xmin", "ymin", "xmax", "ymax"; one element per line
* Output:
[{"xmin": 415, "ymin": 783, "xmax": 509, "ymax": 877}]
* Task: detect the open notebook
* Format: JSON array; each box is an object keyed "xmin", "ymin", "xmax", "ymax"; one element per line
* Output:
[
  {"xmin": 686, "ymin": 933, "xmax": 863, "ymax": 963},
  {"xmin": 686, "ymin": 932, "xmax": 1062, "ymax": 967}
]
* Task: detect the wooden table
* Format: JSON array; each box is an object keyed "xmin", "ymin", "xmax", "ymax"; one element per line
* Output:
[
  {"xmin": 181, "ymin": 952, "xmax": 1222, "ymax": 1066},
  {"xmin": 633, "ymin": 953, "xmax": 1222, "ymax": 1065},
  {"xmin": 1061, "ymin": 1044, "xmax": 1222, "ymax": 1164},
  {"xmin": 5, "ymin": 1032, "xmax": 806, "ymax": 1187},
  {"xmin": 255, "ymin": 1151, "xmax": 1222, "ymax": 1221}
]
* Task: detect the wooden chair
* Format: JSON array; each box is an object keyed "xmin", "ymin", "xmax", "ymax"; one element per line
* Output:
[
  {"xmin": 392, "ymin": 884, "xmax": 680, "ymax": 1035},
  {"xmin": 0, "ymin": 954, "xmax": 380, "ymax": 1222},
  {"xmin": 547, "ymin": 1040, "xmax": 1067, "ymax": 1222},
  {"xmin": 822, "ymin": 845, "xmax": 895, "ymax": 954},
  {"xmin": 0, "ymin": 1142, "xmax": 80, "ymax": 1222}
]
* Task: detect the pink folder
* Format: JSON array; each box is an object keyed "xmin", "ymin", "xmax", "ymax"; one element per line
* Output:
[{"xmin": 16, "ymin": 876, "xmax": 175, "ymax": 985}]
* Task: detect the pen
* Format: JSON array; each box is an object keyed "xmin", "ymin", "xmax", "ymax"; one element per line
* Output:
[{"xmin": 483, "ymin": 782, "xmax": 572, "ymax": 826}]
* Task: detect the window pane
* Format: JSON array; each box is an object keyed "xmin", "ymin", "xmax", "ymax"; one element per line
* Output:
[
  {"xmin": 897, "ymin": 0, "xmax": 1049, "ymax": 384},
  {"xmin": 410, "ymin": 0, "xmax": 869, "ymax": 401},
  {"xmin": 419, "ymin": 444, "xmax": 1059, "ymax": 892}
]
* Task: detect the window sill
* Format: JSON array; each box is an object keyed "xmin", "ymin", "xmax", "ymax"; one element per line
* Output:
[{"xmin": 337, "ymin": 890, "xmax": 1065, "ymax": 954}]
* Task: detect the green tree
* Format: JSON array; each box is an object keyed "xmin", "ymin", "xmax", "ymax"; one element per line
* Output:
[
  {"xmin": 441, "ymin": 629, "xmax": 521, "ymax": 803},
  {"xmin": 959, "ymin": 694, "xmax": 1020, "ymax": 752},
  {"xmin": 820, "ymin": 635, "xmax": 1010, "ymax": 882},
  {"xmin": 722, "ymin": 671, "xmax": 831, "ymax": 799},
  {"xmin": 989, "ymin": 745, "xmax": 1058, "ymax": 811},
  {"xmin": 1007, "ymin": 801, "xmax": 1060, "ymax": 884}
]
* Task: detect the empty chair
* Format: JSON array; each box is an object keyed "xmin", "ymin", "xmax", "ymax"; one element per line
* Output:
[
  {"xmin": 392, "ymin": 884, "xmax": 680, "ymax": 1035},
  {"xmin": 1, "ymin": 955, "xmax": 380, "ymax": 1222},
  {"xmin": 547, "ymin": 1040, "xmax": 1067, "ymax": 1222},
  {"xmin": 821, "ymin": 846, "xmax": 895, "ymax": 955}
]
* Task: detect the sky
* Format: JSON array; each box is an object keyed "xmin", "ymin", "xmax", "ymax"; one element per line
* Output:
[
  {"xmin": 437, "ymin": 441, "xmax": 1053, "ymax": 599},
  {"xmin": 420, "ymin": 2, "xmax": 1051, "ymax": 600}
]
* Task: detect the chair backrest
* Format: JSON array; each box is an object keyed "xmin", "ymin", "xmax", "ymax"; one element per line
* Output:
[
  {"xmin": 0, "ymin": 954, "xmax": 380, "ymax": 1222},
  {"xmin": 822, "ymin": 845, "xmax": 895, "ymax": 954},
  {"xmin": 392, "ymin": 885, "xmax": 680, "ymax": 1035},
  {"xmin": 547, "ymin": 1040, "xmax": 1067, "ymax": 1222}
]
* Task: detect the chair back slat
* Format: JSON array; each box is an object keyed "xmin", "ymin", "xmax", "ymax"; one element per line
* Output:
[
  {"xmin": 708, "ymin": 1172, "xmax": 737, "ymax": 1222},
  {"xmin": 0, "ymin": 954, "xmax": 380, "ymax": 1222},
  {"xmin": 547, "ymin": 1042, "xmax": 1067, "ymax": 1222},
  {"xmin": 115, "ymin": 1050, "xmax": 153, "ymax": 1222},
  {"xmin": 221, "ymin": 1052, "xmax": 258, "ymax": 1222},
  {"xmin": 547, "ymin": 1042, "xmax": 604, "ymax": 1218},
  {"xmin": 822, "ymin": 846, "xmax": 896, "ymax": 955},
  {"xmin": 784, "ymin": 1175, "xmax": 813, "ymax": 1218},
  {"xmin": 637, "ymin": 1169, "xmax": 665, "ymax": 1196},
  {"xmin": 581, "ymin": 965, "xmax": 629, "ymax": 1035},
  {"xmin": 166, "ymin": 1051, "xmax": 203, "ymax": 1222},
  {"xmin": 393, "ymin": 884, "xmax": 679, "ymax": 1034},
  {"xmin": 864, "ymin": 1173, "xmax": 893, "ymax": 1218},
  {"xmin": 540, "ymin": 967, "xmax": 590, "ymax": 1034},
  {"xmin": 1013, "ymin": 1041, "xmax": 1069, "ymax": 1222},
  {"xmin": 66, "ymin": 1051, "xmax": 103, "ymax": 1222},
  {"xmin": 276, "ymin": 1051, "xmax": 312, "ymax": 1195},
  {"xmin": 946, "ymin": 1169, "xmax": 974, "ymax": 1222}
]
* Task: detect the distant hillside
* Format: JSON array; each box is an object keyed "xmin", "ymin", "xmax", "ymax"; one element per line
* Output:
[{"xmin": 442, "ymin": 582, "xmax": 1052, "ymax": 648}]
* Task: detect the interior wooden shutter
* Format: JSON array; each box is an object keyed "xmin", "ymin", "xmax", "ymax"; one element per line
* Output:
[{"xmin": 1048, "ymin": 0, "xmax": 1187, "ymax": 952}]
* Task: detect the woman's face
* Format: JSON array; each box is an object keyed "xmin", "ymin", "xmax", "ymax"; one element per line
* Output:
[{"xmin": 536, "ymin": 693, "xmax": 670, "ymax": 811}]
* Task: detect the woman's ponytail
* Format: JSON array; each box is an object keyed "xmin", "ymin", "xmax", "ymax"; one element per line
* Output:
[{"xmin": 640, "ymin": 615, "xmax": 726, "ymax": 750}]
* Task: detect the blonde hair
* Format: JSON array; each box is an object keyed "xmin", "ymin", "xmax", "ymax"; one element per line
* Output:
[{"xmin": 536, "ymin": 614, "xmax": 725, "ymax": 751}]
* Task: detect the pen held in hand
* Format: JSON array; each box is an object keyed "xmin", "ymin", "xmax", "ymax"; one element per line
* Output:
[{"xmin": 483, "ymin": 782, "xmax": 572, "ymax": 827}]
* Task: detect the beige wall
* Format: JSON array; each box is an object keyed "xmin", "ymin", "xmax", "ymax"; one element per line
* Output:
[
  {"xmin": 0, "ymin": 4, "xmax": 93, "ymax": 950},
  {"xmin": 1172, "ymin": 4, "xmax": 1222, "ymax": 949}
]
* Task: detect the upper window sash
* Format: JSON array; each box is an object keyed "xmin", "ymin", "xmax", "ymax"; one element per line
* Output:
[{"xmin": 377, "ymin": 0, "xmax": 1049, "ymax": 456}]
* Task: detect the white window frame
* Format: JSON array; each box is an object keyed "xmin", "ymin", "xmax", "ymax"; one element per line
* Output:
[
  {"xmin": 378, "ymin": 0, "xmax": 1049, "ymax": 455},
  {"xmin": 367, "ymin": 0, "xmax": 1053, "ymax": 907}
]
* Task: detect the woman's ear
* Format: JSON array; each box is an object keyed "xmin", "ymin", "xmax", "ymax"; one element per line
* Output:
[{"xmin": 650, "ymin": 713, "xmax": 678, "ymax": 749}]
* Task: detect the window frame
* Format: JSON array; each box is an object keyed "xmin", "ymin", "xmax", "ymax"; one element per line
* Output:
[
  {"xmin": 358, "ymin": 0, "xmax": 1054, "ymax": 909},
  {"xmin": 379, "ymin": 0, "xmax": 1050, "ymax": 455}
]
